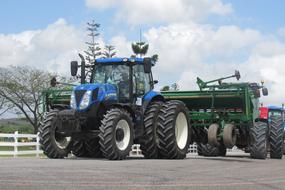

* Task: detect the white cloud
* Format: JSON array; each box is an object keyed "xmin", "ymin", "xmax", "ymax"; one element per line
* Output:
[
  {"xmin": 116, "ymin": 22, "xmax": 285, "ymax": 105},
  {"xmin": 109, "ymin": 35, "xmax": 132, "ymax": 56},
  {"xmin": 86, "ymin": 0, "xmax": 232, "ymax": 25},
  {"xmin": 85, "ymin": 0, "xmax": 117, "ymax": 9},
  {"xmin": 0, "ymin": 18, "xmax": 85, "ymax": 74},
  {"xmin": 143, "ymin": 22, "xmax": 262, "ymax": 87}
]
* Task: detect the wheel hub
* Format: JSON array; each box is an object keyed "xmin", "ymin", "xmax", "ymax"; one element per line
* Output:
[
  {"xmin": 115, "ymin": 119, "xmax": 131, "ymax": 151},
  {"xmin": 116, "ymin": 128, "xmax": 125, "ymax": 142},
  {"xmin": 55, "ymin": 133, "xmax": 71, "ymax": 149},
  {"xmin": 175, "ymin": 112, "xmax": 188, "ymax": 150}
]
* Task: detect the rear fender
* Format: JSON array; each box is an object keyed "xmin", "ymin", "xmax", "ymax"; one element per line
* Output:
[{"xmin": 142, "ymin": 91, "xmax": 165, "ymax": 113}]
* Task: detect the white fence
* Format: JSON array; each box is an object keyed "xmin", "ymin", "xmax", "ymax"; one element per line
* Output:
[
  {"xmin": 0, "ymin": 131, "xmax": 42, "ymax": 157},
  {"xmin": 0, "ymin": 132, "xmax": 240, "ymax": 158}
]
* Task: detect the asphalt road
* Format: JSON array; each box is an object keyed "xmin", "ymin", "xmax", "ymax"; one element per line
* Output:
[{"xmin": 0, "ymin": 153, "xmax": 285, "ymax": 190}]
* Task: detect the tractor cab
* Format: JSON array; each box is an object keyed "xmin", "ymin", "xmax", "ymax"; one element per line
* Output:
[
  {"xmin": 91, "ymin": 58, "xmax": 154, "ymax": 103},
  {"xmin": 259, "ymin": 105, "xmax": 285, "ymax": 128},
  {"xmin": 70, "ymin": 57, "xmax": 160, "ymax": 111}
]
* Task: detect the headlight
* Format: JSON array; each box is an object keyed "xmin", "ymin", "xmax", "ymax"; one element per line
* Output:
[
  {"xmin": 79, "ymin": 90, "xmax": 92, "ymax": 110},
  {"xmin": 70, "ymin": 91, "xmax": 76, "ymax": 109}
]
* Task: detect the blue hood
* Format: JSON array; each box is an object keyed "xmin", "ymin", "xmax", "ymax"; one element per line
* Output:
[{"xmin": 74, "ymin": 83, "xmax": 101, "ymax": 91}]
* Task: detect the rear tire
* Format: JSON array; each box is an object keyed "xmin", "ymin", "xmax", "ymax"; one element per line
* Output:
[
  {"xmin": 269, "ymin": 116, "xmax": 283, "ymax": 159},
  {"xmin": 140, "ymin": 101, "xmax": 163, "ymax": 159},
  {"xmin": 39, "ymin": 110, "xmax": 72, "ymax": 159},
  {"xmin": 250, "ymin": 122, "xmax": 268, "ymax": 159},
  {"xmin": 157, "ymin": 100, "xmax": 191, "ymax": 159},
  {"xmin": 99, "ymin": 108, "xmax": 134, "ymax": 160}
]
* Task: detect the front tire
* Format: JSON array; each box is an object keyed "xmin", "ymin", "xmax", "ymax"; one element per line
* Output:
[
  {"xmin": 99, "ymin": 108, "xmax": 134, "ymax": 160},
  {"xmin": 39, "ymin": 110, "xmax": 72, "ymax": 158},
  {"xmin": 269, "ymin": 116, "xmax": 283, "ymax": 159},
  {"xmin": 157, "ymin": 100, "xmax": 191, "ymax": 159}
]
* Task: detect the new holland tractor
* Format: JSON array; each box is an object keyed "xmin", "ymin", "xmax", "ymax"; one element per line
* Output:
[
  {"xmin": 259, "ymin": 105, "xmax": 285, "ymax": 155},
  {"xmin": 39, "ymin": 55, "xmax": 191, "ymax": 160},
  {"xmin": 161, "ymin": 71, "xmax": 284, "ymax": 159}
]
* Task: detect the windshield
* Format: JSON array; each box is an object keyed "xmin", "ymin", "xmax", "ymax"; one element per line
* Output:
[
  {"xmin": 92, "ymin": 64, "xmax": 129, "ymax": 85},
  {"xmin": 269, "ymin": 110, "xmax": 282, "ymax": 117}
]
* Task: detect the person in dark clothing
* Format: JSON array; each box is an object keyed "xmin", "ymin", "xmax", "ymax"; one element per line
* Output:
[{"xmin": 118, "ymin": 72, "xmax": 130, "ymax": 102}]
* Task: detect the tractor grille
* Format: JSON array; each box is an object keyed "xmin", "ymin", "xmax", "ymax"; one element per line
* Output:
[{"xmin": 75, "ymin": 90, "xmax": 87, "ymax": 106}]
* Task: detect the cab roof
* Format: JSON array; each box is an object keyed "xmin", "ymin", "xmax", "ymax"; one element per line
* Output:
[
  {"xmin": 96, "ymin": 57, "xmax": 144, "ymax": 63},
  {"xmin": 267, "ymin": 105, "xmax": 284, "ymax": 111}
]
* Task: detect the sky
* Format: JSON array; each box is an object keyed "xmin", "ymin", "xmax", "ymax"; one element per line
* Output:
[{"xmin": 0, "ymin": 0, "xmax": 285, "ymax": 107}]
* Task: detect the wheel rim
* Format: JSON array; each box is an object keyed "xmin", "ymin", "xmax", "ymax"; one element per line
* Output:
[
  {"xmin": 175, "ymin": 112, "xmax": 188, "ymax": 149},
  {"xmin": 54, "ymin": 122, "xmax": 71, "ymax": 149},
  {"xmin": 55, "ymin": 133, "xmax": 71, "ymax": 149},
  {"xmin": 115, "ymin": 119, "xmax": 130, "ymax": 151}
]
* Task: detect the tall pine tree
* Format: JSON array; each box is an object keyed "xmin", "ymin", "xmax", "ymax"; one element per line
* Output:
[{"xmin": 84, "ymin": 20, "xmax": 101, "ymax": 64}]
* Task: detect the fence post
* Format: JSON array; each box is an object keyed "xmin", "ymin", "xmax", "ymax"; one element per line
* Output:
[
  {"xmin": 14, "ymin": 131, "xmax": 18, "ymax": 158},
  {"xmin": 36, "ymin": 132, "xmax": 40, "ymax": 157}
]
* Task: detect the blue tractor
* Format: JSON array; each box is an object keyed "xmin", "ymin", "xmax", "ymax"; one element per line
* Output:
[
  {"xmin": 39, "ymin": 55, "xmax": 191, "ymax": 160},
  {"xmin": 259, "ymin": 105, "xmax": 285, "ymax": 156}
]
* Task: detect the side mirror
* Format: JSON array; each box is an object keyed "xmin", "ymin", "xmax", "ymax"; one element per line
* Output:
[
  {"xmin": 235, "ymin": 70, "xmax": 241, "ymax": 81},
  {"xmin": 143, "ymin": 58, "xmax": 152, "ymax": 73},
  {"xmin": 71, "ymin": 61, "xmax": 78, "ymax": 76},
  {"xmin": 262, "ymin": 88, "xmax": 268, "ymax": 96},
  {"xmin": 153, "ymin": 80, "xmax": 158, "ymax": 85},
  {"xmin": 50, "ymin": 77, "xmax": 57, "ymax": 87}
]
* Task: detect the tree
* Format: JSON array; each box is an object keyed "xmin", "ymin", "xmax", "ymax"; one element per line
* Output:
[
  {"xmin": 102, "ymin": 45, "xmax": 116, "ymax": 58},
  {"xmin": 0, "ymin": 66, "xmax": 52, "ymax": 133},
  {"xmin": 171, "ymin": 83, "xmax": 180, "ymax": 91},
  {"xmin": 151, "ymin": 54, "xmax": 159, "ymax": 63},
  {"xmin": 160, "ymin": 83, "xmax": 179, "ymax": 91},
  {"xmin": 84, "ymin": 20, "xmax": 101, "ymax": 64},
  {"xmin": 131, "ymin": 42, "xmax": 149, "ymax": 58},
  {"xmin": 131, "ymin": 42, "xmax": 159, "ymax": 63},
  {"xmin": 0, "ymin": 97, "xmax": 11, "ymax": 116},
  {"xmin": 160, "ymin": 86, "xmax": 170, "ymax": 91}
]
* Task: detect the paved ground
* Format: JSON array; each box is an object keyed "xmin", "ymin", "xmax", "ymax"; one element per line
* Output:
[{"xmin": 0, "ymin": 153, "xmax": 285, "ymax": 190}]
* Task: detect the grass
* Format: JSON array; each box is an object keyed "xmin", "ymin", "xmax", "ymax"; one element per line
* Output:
[{"xmin": 0, "ymin": 146, "xmax": 36, "ymax": 151}]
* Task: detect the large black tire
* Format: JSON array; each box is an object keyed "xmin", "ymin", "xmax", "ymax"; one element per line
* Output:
[
  {"xmin": 72, "ymin": 138, "xmax": 103, "ymax": 158},
  {"xmin": 72, "ymin": 140, "xmax": 89, "ymax": 157},
  {"xmin": 198, "ymin": 143, "xmax": 220, "ymax": 157},
  {"xmin": 250, "ymin": 122, "xmax": 268, "ymax": 159},
  {"xmin": 283, "ymin": 140, "xmax": 285, "ymax": 155},
  {"xmin": 157, "ymin": 100, "xmax": 191, "ymax": 159},
  {"xmin": 99, "ymin": 108, "xmax": 134, "ymax": 160},
  {"xmin": 269, "ymin": 116, "xmax": 284, "ymax": 159},
  {"xmin": 197, "ymin": 143, "xmax": 203, "ymax": 156},
  {"xmin": 39, "ymin": 110, "xmax": 72, "ymax": 158},
  {"xmin": 219, "ymin": 144, "xmax": 227, "ymax": 156},
  {"xmin": 85, "ymin": 137, "xmax": 103, "ymax": 158},
  {"xmin": 140, "ymin": 101, "xmax": 163, "ymax": 159}
]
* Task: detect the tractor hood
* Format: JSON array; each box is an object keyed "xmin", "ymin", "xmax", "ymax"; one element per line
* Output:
[
  {"xmin": 74, "ymin": 83, "xmax": 101, "ymax": 91},
  {"xmin": 71, "ymin": 83, "xmax": 118, "ymax": 111}
]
